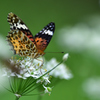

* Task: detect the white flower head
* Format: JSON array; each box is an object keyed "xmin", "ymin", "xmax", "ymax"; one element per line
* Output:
[
  {"xmin": 44, "ymin": 58, "xmax": 73, "ymax": 80},
  {"xmin": 2, "ymin": 54, "xmax": 72, "ymax": 96},
  {"xmin": 2, "ymin": 57, "xmax": 50, "ymax": 84}
]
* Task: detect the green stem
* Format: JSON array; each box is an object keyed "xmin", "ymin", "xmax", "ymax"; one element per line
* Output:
[
  {"xmin": 15, "ymin": 96, "xmax": 20, "ymax": 100},
  {"xmin": 38, "ymin": 95, "xmax": 42, "ymax": 100}
]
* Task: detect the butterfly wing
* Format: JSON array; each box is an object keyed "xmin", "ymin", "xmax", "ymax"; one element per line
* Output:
[
  {"xmin": 34, "ymin": 22, "xmax": 55, "ymax": 52},
  {"xmin": 6, "ymin": 30, "xmax": 38, "ymax": 58},
  {"xmin": 7, "ymin": 12, "xmax": 55, "ymax": 58},
  {"xmin": 7, "ymin": 12, "xmax": 41, "ymax": 58},
  {"xmin": 7, "ymin": 12, "xmax": 35, "ymax": 43}
]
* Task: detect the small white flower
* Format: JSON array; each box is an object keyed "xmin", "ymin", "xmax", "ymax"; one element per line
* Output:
[
  {"xmin": 43, "ymin": 85, "xmax": 52, "ymax": 95},
  {"xmin": 15, "ymin": 93, "xmax": 21, "ymax": 98},
  {"xmin": 42, "ymin": 76, "xmax": 51, "ymax": 85}
]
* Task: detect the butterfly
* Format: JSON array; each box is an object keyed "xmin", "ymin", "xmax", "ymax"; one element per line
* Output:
[{"xmin": 7, "ymin": 12, "xmax": 55, "ymax": 59}]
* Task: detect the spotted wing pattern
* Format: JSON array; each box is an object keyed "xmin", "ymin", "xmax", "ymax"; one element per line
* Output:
[
  {"xmin": 6, "ymin": 30, "xmax": 41, "ymax": 58},
  {"xmin": 7, "ymin": 12, "xmax": 55, "ymax": 58},
  {"xmin": 7, "ymin": 12, "xmax": 35, "ymax": 43}
]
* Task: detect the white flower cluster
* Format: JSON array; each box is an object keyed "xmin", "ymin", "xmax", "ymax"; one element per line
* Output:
[
  {"xmin": 2, "ymin": 53, "xmax": 72, "ymax": 94},
  {"xmin": 57, "ymin": 15, "xmax": 100, "ymax": 58},
  {"xmin": 3, "ymin": 57, "xmax": 50, "ymax": 85},
  {"xmin": 44, "ymin": 57, "xmax": 73, "ymax": 80}
]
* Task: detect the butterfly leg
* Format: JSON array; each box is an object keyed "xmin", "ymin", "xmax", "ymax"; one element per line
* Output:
[
  {"xmin": 36, "ymin": 56, "xmax": 44, "ymax": 74},
  {"xmin": 30, "ymin": 58, "xmax": 34, "ymax": 67}
]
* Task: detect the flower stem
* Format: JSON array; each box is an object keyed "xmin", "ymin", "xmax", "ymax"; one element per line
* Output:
[
  {"xmin": 15, "ymin": 96, "xmax": 20, "ymax": 100},
  {"xmin": 38, "ymin": 95, "xmax": 42, "ymax": 100}
]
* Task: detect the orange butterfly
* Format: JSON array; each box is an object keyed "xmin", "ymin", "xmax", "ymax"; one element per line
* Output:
[{"xmin": 7, "ymin": 12, "xmax": 55, "ymax": 60}]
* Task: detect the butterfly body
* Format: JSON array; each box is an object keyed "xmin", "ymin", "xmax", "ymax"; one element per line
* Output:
[{"xmin": 7, "ymin": 12, "xmax": 55, "ymax": 59}]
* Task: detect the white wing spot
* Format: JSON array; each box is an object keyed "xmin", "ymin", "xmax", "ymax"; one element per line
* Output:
[
  {"xmin": 17, "ymin": 23, "xmax": 28, "ymax": 29},
  {"xmin": 13, "ymin": 19, "xmax": 15, "ymax": 23},
  {"xmin": 49, "ymin": 25, "xmax": 52, "ymax": 27},
  {"xmin": 13, "ymin": 17, "xmax": 15, "ymax": 20},
  {"xmin": 14, "ymin": 23, "xmax": 16, "ymax": 27},
  {"xmin": 10, "ymin": 26, "xmax": 13, "ymax": 29},
  {"xmin": 18, "ymin": 19, "xmax": 21, "ymax": 23},
  {"xmin": 43, "ymin": 30, "xmax": 53, "ymax": 36}
]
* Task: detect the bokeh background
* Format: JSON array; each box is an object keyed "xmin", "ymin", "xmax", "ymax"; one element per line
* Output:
[{"xmin": 0, "ymin": 0, "xmax": 100, "ymax": 100}]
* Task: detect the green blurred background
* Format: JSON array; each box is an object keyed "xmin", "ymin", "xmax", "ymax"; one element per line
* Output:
[{"xmin": 0, "ymin": 0, "xmax": 100, "ymax": 100}]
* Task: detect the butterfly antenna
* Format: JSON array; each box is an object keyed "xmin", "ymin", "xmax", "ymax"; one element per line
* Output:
[{"xmin": 45, "ymin": 52, "xmax": 64, "ymax": 53}]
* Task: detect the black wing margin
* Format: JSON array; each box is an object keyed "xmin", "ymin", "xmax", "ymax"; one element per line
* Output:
[{"xmin": 34, "ymin": 22, "xmax": 55, "ymax": 45}]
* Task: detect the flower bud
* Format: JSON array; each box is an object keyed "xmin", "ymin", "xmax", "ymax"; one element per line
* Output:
[
  {"xmin": 63, "ymin": 53, "xmax": 69, "ymax": 61},
  {"xmin": 43, "ymin": 85, "xmax": 52, "ymax": 95}
]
